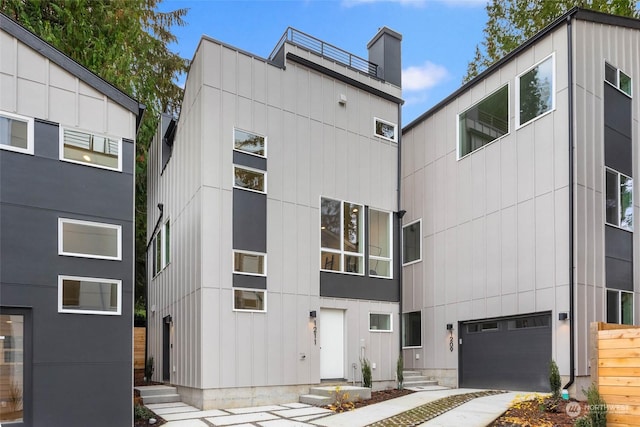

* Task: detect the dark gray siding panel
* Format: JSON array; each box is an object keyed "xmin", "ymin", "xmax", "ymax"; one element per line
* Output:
[
  {"xmin": 233, "ymin": 274, "xmax": 267, "ymax": 289},
  {"xmin": 233, "ymin": 151, "xmax": 267, "ymax": 171},
  {"xmin": 320, "ymin": 272, "xmax": 399, "ymax": 302},
  {"xmin": 34, "ymin": 119, "xmax": 60, "ymax": 159},
  {"xmin": 606, "ymin": 257, "xmax": 633, "ymax": 291},
  {"xmin": 604, "ymin": 83, "xmax": 632, "ymax": 138},
  {"xmin": 605, "ymin": 225, "xmax": 633, "ymax": 261},
  {"xmin": 232, "ymin": 189, "xmax": 266, "ymax": 252},
  {"xmin": 605, "ymin": 221, "xmax": 633, "ymax": 292},
  {"xmin": 604, "ymin": 126, "xmax": 632, "ymax": 176}
]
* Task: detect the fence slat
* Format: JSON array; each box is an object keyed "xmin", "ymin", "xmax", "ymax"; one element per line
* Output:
[{"xmin": 134, "ymin": 327, "xmax": 146, "ymax": 369}]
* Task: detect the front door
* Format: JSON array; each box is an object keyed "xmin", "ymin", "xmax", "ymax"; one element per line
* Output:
[
  {"xmin": 320, "ymin": 309, "xmax": 344, "ymax": 379},
  {"xmin": 0, "ymin": 307, "xmax": 31, "ymax": 426},
  {"xmin": 163, "ymin": 316, "xmax": 171, "ymax": 382}
]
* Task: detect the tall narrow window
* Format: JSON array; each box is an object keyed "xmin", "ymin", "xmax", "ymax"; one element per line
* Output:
[
  {"xmin": 605, "ymin": 168, "xmax": 633, "ymax": 231},
  {"xmin": 234, "ymin": 128, "xmax": 266, "ymax": 157},
  {"xmin": 0, "ymin": 111, "xmax": 34, "ymax": 154},
  {"xmin": 59, "ymin": 218, "xmax": 121, "ymax": 260},
  {"xmin": 517, "ymin": 54, "xmax": 555, "ymax": 127},
  {"xmin": 402, "ymin": 311, "xmax": 422, "ymax": 347},
  {"xmin": 320, "ymin": 198, "xmax": 363, "ymax": 274},
  {"xmin": 369, "ymin": 209, "xmax": 392, "ymax": 278},
  {"xmin": 458, "ymin": 85, "xmax": 509, "ymax": 158},
  {"xmin": 152, "ymin": 219, "xmax": 170, "ymax": 276},
  {"xmin": 58, "ymin": 276, "xmax": 121, "ymax": 315},
  {"xmin": 0, "ymin": 311, "xmax": 26, "ymax": 423},
  {"xmin": 60, "ymin": 128, "xmax": 121, "ymax": 171},
  {"xmin": 402, "ymin": 219, "xmax": 422, "ymax": 265}
]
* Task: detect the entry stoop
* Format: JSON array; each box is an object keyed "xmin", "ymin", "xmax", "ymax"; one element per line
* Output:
[
  {"xmin": 403, "ymin": 370, "xmax": 439, "ymax": 388},
  {"xmin": 135, "ymin": 385, "xmax": 182, "ymax": 405},
  {"xmin": 300, "ymin": 385, "xmax": 371, "ymax": 406}
]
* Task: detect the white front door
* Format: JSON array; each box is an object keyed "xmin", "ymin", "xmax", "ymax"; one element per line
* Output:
[{"xmin": 320, "ymin": 308, "xmax": 344, "ymax": 379}]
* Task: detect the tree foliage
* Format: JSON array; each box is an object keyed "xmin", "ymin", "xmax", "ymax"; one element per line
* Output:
[
  {"xmin": 465, "ymin": 0, "xmax": 639, "ymax": 82},
  {"xmin": 1, "ymin": 0, "xmax": 189, "ymax": 313}
]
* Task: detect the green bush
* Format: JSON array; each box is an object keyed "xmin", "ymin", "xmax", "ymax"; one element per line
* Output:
[
  {"xmin": 361, "ymin": 357, "xmax": 372, "ymax": 388},
  {"xmin": 549, "ymin": 360, "xmax": 561, "ymax": 398},
  {"xmin": 134, "ymin": 404, "xmax": 154, "ymax": 421},
  {"xmin": 573, "ymin": 416, "xmax": 591, "ymax": 427},
  {"xmin": 145, "ymin": 356, "xmax": 154, "ymax": 382},
  {"xmin": 396, "ymin": 355, "xmax": 404, "ymax": 389},
  {"xmin": 585, "ymin": 383, "xmax": 607, "ymax": 427}
]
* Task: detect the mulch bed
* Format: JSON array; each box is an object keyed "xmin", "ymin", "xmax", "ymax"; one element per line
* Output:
[
  {"xmin": 353, "ymin": 388, "xmax": 415, "ymax": 408},
  {"xmin": 488, "ymin": 396, "xmax": 590, "ymax": 427}
]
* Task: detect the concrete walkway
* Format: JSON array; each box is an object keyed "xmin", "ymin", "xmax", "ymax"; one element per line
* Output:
[{"xmin": 145, "ymin": 387, "xmax": 520, "ymax": 427}]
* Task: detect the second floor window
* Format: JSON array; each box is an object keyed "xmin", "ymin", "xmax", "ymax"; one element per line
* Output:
[{"xmin": 321, "ymin": 197, "xmax": 363, "ymax": 274}]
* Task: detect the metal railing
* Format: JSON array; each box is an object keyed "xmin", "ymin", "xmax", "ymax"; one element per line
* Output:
[{"xmin": 269, "ymin": 27, "xmax": 378, "ymax": 76}]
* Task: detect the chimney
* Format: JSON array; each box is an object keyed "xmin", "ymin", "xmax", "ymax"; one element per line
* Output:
[{"xmin": 367, "ymin": 26, "xmax": 402, "ymax": 87}]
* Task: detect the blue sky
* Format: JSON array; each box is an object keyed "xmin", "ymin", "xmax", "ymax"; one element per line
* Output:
[{"xmin": 158, "ymin": 0, "xmax": 489, "ymax": 124}]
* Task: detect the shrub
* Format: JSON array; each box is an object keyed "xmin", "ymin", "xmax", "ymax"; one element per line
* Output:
[
  {"xmin": 549, "ymin": 360, "xmax": 561, "ymax": 399},
  {"xmin": 327, "ymin": 386, "xmax": 356, "ymax": 413},
  {"xmin": 145, "ymin": 356, "xmax": 154, "ymax": 383},
  {"xmin": 361, "ymin": 357, "xmax": 372, "ymax": 388},
  {"xmin": 574, "ymin": 416, "xmax": 591, "ymax": 427},
  {"xmin": 584, "ymin": 383, "xmax": 607, "ymax": 427},
  {"xmin": 396, "ymin": 355, "xmax": 404, "ymax": 390},
  {"xmin": 134, "ymin": 404, "xmax": 154, "ymax": 421}
]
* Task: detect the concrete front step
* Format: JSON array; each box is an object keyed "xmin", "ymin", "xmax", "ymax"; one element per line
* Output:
[
  {"xmin": 402, "ymin": 371, "xmax": 439, "ymax": 387},
  {"xmin": 301, "ymin": 385, "xmax": 372, "ymax": 407},
  {"xmin": 299, "ymin": 394, "xmax": 333, "ymax": 406},
  {"xmin": 135, "ymin": 385, "xmax": 182, "ymax": 405}
]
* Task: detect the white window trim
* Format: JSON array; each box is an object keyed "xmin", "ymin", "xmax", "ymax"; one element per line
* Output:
[
  {"xmin": 233, "ymin": 127, "xmax": 267, "ymax": 158},
  {"xmin": 0, "ymin": 111, "xmax": 35, "ymax": 155},
  {"xmin": 58, "ymin": 218, "xmax": 122, "ymax": 260},
  {"xmin": 369, "ymin": 208, "xmax": 393, "ymax": 279},
  {"xmin": 402, "ymin": 218, "xmax": 422, "ymax": 266},
  {"xmin": 369, "ymin": 312, "xmax": 393, "ymax": 332},
  {"xmin": 232, "ymin": 287, "xmax": 267, "ymax": 313},
  {"xmin": 233, "ymin": 250, "xmax": 267, "ymax": 277},
  {"xmin": 607, "ymin": 289, "xmax": 634, "ymax": 324},
  {"xmin": 373, "ymin": 117, "xmax": 398, "ymax": 143},
  {"xmin": 320, "ymin": 197, "xmax": 365, "ymax": 276},
  {"xmin": 605, "ymin": 167, "xmax": 633, "ymax": 232},
  {"xmin": 457, "ymin": 83, "xmax": 510, "ymax": 161},
  {"xmin": 605, "ymin": 62, "xmax": 633, "ymax": 98},
  {"xmin": 233, "ymin": 164, "xmax": 267, "ymax": 194},
  {"xmin": 516, "ymin": 53, "xmax": 556, "ymax": 129},
  {"xmin": 58, "ymin": 275, "xmax": 122, "ymax": 315},
  {"xmin": 59, "ymin": 126, "xmax": 123, "ymax": 172}
]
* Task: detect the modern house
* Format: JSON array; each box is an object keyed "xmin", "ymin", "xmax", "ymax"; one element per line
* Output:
[
  {"xmin": 146, "ymin": 27, "xmax": 403, "ymax": 408},
  {"xmin": 0, "ymin": 13, "xmax": 140, "ymax": 427},
  {"xmin": 401, "ymin": 8, "xmax": 639, "ymax": 395}
]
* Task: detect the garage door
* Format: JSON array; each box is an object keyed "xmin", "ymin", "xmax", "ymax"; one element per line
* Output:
[{"xmin": 459, "ymin": 312, "xmax": 552, "ymax": 391}]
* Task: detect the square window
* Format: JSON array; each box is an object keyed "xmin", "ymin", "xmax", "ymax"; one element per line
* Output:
[
  {"xmin": 402, "ymin": 311, "xmax": 421, "ymax": 347},
  {"xmin": 234, "ymin": 251, "xmax": 266, "ymax": 276},
  {"xmin": 374, "ymin": 118, "xmax": 397, "ymax": 142},
  {"xmin": 0, "ymin": 112, "xmax": 34, "ymax": 154},
  {"xmin": 369, "ymin": 313, "xmax": 392, "ymax": 332},
  {"xmin": 458, "ymin": 85, "xmax": 509, "ymax": 158},
  {"xmin": 402, "ymin": 219, "xmax": 421, "ymax": 265},
  {"xmin": 518, "ymin": 55, "xmax": 555, "ymax": 127},
  {"xmin": 59, "ymin": 218, "xmax": 121, "ymax": 260},
  {"xmin": 233, "ymin": 165, "xmax": 266, "ymax": 193},
  {"xmin": 234, "ymin": 128, "xmax": 266, "ymax": 157},
  {"xmin": 58, "ymin": 275, "xmax": 121, "ymax": 315},
  {"xmin": 60, "ymin": 128, "xmax": 121, "ymax": 171},
  {"xmin": 233, "ymin": 289, "xmax": 266, "ymax": 312}
]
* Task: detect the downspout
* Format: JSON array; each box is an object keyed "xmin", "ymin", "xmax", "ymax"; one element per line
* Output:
[
  {"xmin": 397, "ymin": 102, "xmax": 404, "ymax": 355},
  {"xmin": 564, "ymin": 14, "xmax": 576, "ymax": 392}
]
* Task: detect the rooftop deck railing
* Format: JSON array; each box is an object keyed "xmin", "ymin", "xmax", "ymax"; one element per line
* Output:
[{"xmin": 270, "ymin": 27, "xmax": 378, "ymax": 76}]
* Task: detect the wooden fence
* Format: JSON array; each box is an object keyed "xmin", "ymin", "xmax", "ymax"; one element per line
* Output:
[
  {"xmin": 134, "ymin": 327, "xmax": 146, "ymax": 370},
  {"xmin": 591, "ymin": 322, "xmax": 640, "ymax": 427}
]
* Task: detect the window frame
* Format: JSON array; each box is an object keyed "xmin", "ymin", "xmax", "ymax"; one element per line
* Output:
[
  {"xmin": 58, "ymin": 275, "xmax": 122, "ymax": 315},
  {"xmin": 516, "ymin": 53, "xmax": 556, "ymax": 129},
  {"xmin": 373, "ymin": 117, "xmax": 398, "ymax": 143},
  {"xmin": 0, "ymin": 110, "xmax": 35, "ymax": 155},
  {"xmin": 233, "ymin": 128, "xmax": 267, "ymax": 158},
  {"xmin": 320, "ymin": 197, "xmax": 365, "ymax": 276},
  {"xmin": 605, "ymin": 62, "xmax": 633, "ymax": 98},
  {"xmin": 59, "ymin": 126, "xmax": 123, "ymax": 172},
  {"xmin": 607, "ymin": 289, "xmax": 634, "ymax": 325},
  {"xmin": 369, "ymin": 312, "xmax": 393, "ymax": 332},
  {"xmin": 58, "ymin": 218, "xmax": 122, "ymax": 260},
  {"xmin": 457, "ymin": 83, "xmax": 510, "ymax": 160},
  {"xmin": 232, "ymin": 288, "xmax": 267, "ymax": 313},
  {"xmin": 368, "ymin": 208, "xmax": 393, "ymax": 279},
  {"xmin": 233, "ymin": 250, "xmax": 267, "ymax": 277},
  {"xmin": 152, "ymin": 219, "xmax": 170, "ymax": 277},
  {"xmin": 605, "ymin": 167, "xmax": 633, "ymax": 231},
  {"xmin": 233, "ymin": 164, "xmax": 267, "ymax": 194},
  {"xmin": 402, "ymin": 311, "xmax": 422, "ymax": 349},
  {"xmin": 402, "ymin": 219, "xmax": 422, "ymax": 266}
]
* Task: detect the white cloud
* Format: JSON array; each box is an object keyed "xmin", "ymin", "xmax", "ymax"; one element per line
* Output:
[{"xmin": 402, "ymin": 61, "xmax": 449, "ymax": 92}]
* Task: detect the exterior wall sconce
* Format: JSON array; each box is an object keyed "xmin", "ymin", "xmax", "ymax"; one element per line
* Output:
[
  {"xmin": 559, "ymin": 312, "xmax": 569, "ymax": 321},
  {"xmin": 309, "ymin": 311, "xmax": 316, "ymax": 318},
  {"xmin": 338, "ymin": 94, "xmax": 347, "ymax": 105},
  {"xmin": 446, "ymin": 323, "xmax": 454, "ymax": 352}
]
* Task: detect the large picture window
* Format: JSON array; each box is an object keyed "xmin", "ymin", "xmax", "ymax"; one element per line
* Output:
[
  {"xmin": 607, "ymin": 289, "xmax": 634, "ymax": 325},
  {"xmin": 369, "ymin": 209, "xmax": 392, "ymax": 278},
  {"xmin": 59, "ymin": 218, "xmax": 121, "ymax": 260},
  {"xmin": 233, "ymin": 288, "xmax": 266, "ymax": 312},
  {"xmin": 605, "ymin": 168, "xmax": 633, "ymax": 231},
  {"xmin": 402, "ymin": 219, "xmax": 421, "ymax": 265},
  {"xmin": 60, "ymin": 127, "xmax": 121, "ymax": 171},
  {"xmin": 0, "ymin": 111, "xmax": 34, "ymax": 154},
  {"xmin": 320, "ymin": 198, "xmax": 363, "ymax": 274},
  {"xmin": 234, "ymin": 128, "xmax": 266, "ymax": 157},
  {"xmin": 605, "ymin": 62, "xmax": 632, "ymax": 97},
  {"xmin": 517, "ymin": 54, "xmax": 555, "ymax": 127},
  {"xmin": 403, "ymin": 311, "xmax": 422, "ymax": 348},
  {"xmin": 58, "ymin": 275, "xmax": 121, "ymax": 315},
  {"xmin": 458, "ymin": 85, "xmax": 509, "ymax": 158}
]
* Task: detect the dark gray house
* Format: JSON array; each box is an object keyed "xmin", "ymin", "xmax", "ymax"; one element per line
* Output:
[{"xmin": 0, "ymin": 14, "xmax": 140, "ymax": 426}]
